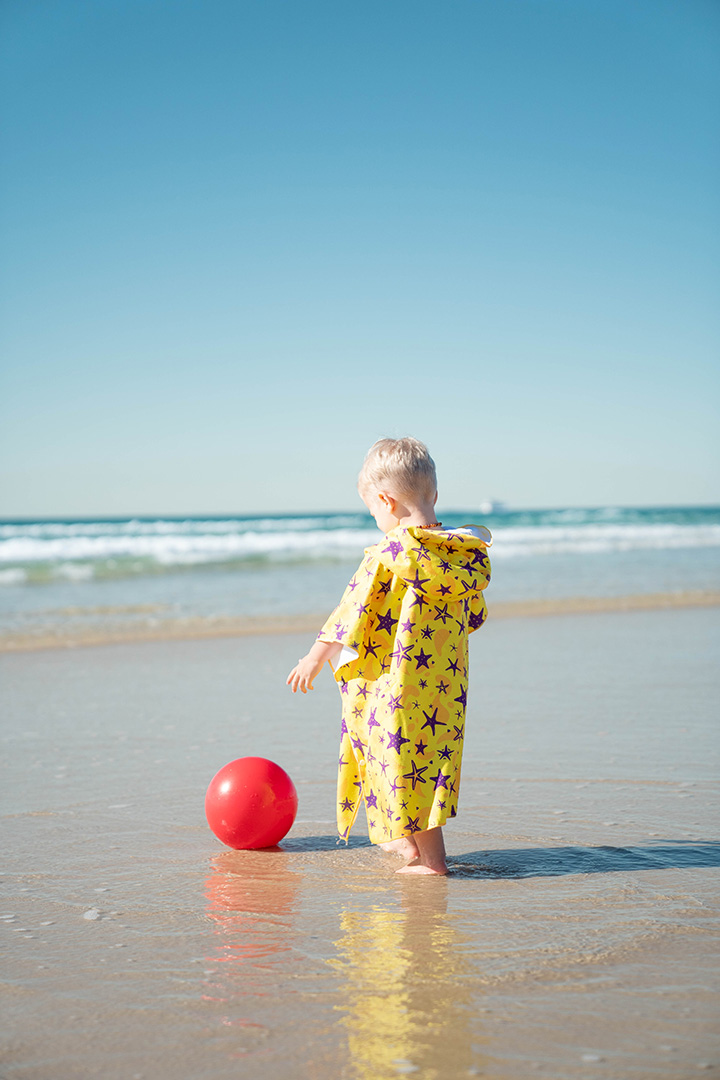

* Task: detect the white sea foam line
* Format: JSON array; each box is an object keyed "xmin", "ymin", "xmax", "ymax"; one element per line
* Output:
[
  {"xmin": 0, "ymin": 528, "xmax": 381, "ymax": 564},
  {"xmin": 2, "ymin": 522, "xmax": 720, "ymax": 564}
]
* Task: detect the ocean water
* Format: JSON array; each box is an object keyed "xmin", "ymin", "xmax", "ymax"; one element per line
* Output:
[{"xmin": 0, "ymin": 505, "xmax": 718, "ymax": 639}]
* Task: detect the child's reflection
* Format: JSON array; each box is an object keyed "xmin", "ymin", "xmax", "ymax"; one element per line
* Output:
[{"xmin": 329, "ymin": 882, "xmax": 487, "ymax": 1080}]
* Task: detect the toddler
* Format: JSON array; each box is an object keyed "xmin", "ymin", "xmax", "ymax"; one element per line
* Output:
[{"xmin": 287, "ymin": 437, "xmax": 491, "ymax": 874}]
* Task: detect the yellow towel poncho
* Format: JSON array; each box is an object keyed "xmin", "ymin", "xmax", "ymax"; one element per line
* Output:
[{"xmin": 319, "ymin": 524, "xmax": 491, "ymax": 843}]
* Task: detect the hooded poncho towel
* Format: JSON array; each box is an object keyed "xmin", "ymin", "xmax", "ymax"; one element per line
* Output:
[{"xmin": 319, "ymin": 524, "xmax": 492, "ymax": 843}]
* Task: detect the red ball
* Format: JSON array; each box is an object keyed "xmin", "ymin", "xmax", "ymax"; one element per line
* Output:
[{"xmin": 205, "ymin": 757, "xmax": 298, "ymax": 849}]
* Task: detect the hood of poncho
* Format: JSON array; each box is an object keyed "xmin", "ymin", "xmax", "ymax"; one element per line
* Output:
[{"xmin": 372, "ymin": 524, "xmax": 491, "ymax": 601}]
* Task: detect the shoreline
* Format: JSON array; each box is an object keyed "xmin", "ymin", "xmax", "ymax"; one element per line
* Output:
[{"xmin": 2, "ymin": 588, "xmax": 718, "ymax": 653}]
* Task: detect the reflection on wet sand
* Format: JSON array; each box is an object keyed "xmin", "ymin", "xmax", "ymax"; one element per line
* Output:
[
  {"xmin": 203, "ymin": 850, "xmax": 301, "ymax": 1042},
  {"xmin": 330, "ymin": 882, "xmax": 489, "ymax": 1080}
]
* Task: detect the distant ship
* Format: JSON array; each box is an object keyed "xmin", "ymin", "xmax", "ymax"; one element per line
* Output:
[{"xmin": 477, "ymin": 500, "xmax": 508, "ymax": 515}]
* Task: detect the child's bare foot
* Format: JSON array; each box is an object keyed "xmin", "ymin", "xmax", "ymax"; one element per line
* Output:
[
  {"xmin": 396, "ymin": 859, "xmax": 448, "ymax": 875},
  {"xmin": 394, "ymin": 825, "xmax": 448, "ymax": 875},
  {"xmin": 379, "ymin": 837, "xmax": 420, "ymax": 860}
]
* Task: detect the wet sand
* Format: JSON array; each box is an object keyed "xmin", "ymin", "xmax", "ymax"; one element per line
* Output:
[
  {"xmin": 1, "ymin": 589, "xmax": 718, "ymax": 652},
  {"xmin": 2, "ymin": 607, "xmax": 719, "ymax": 1079}
]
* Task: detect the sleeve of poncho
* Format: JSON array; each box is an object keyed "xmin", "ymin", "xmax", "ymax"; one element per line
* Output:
[{"xmin": 318, "ymin": 551, "xmax": 387, "ymax": 682}]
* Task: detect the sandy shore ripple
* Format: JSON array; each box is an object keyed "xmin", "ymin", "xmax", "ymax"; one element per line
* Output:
[{"xmin": 2, "ymin": 589, "xmax": 719, "ymax": 653}]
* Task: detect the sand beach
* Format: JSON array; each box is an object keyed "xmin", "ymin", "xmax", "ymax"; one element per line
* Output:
[{"xmin": 2, "ymin": 601, "xmax": 719, "ymax": 1079}]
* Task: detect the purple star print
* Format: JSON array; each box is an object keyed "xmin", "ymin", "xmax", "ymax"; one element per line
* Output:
[
  {"xmin": 421, "ymin": 707, "xmax": 446, "ymax": 735},
  {"xmin": 403, "ymin": 761, "xmax": 429, "ymax": 790},
  {"xmin": 375, "ymin": 610, "xmax": 398, "ymax": 634},
  {"xmin": 413, "ymin": 648, "xmax": 433, "ymax": 670},
  {"xmin": 405, "ymin": 569, "xmax": 431, "ymax": 593},
  {"xmin": 382, "ymin": 540, "xmax": 404, "ymax": 560},
  {"xmin": 386, "ymin": 726, "xmax": 410, "ymax": 752},
  {"xmin": 430, "ymin": 769, "xmax": 449, "ymax": 790}
]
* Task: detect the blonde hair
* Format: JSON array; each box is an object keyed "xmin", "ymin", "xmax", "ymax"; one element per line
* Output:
[{"xmin": 358, "ymin": 437, "xmax": 437, "ymax": 503}]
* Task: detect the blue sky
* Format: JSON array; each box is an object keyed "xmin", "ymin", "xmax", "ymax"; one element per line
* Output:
[{"xmin": 1, "ymin": 0, "xmax": 718, "ymax": 516}]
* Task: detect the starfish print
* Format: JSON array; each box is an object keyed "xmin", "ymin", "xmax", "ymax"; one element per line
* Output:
[
  {"xmin": 446, "ymin": 657, "xmax": 460, "ymax": 675},
  {"xmin": 388, "ymin": 776, "xmax": 405, "ymax": 795},
  {"xmin": 405, "ymin": 569, "xmax": 431, "ymax": 593},
  {"xmin": 375, "ymin": 610, "xmax": 398, "ymax": 634},
  {"xmin": 436, "ymin": 679, "xmax": 449, "ymax": 694},
  {"xmin": 420, "ymin": 625, "xmax": 435, "ymax": 640},
  {"xmin": 340, "ymin": 798, "xmax": 355, "ymax": 812},
  {"xmin": 386, "ymin": 726, "xmax": 410, "ymax": 752},
  {"xmin": 351, "ymin": 735, "xmax": 365, "ymax": 753},
  {"xmin": 382, "ymin": 539, "xmax": 404, "ymax": 560},
  {"xmin": 387, "ymin": 693, "xmax": 403, "ymax": 716},
  {"xmin": 368, "ymin": 708, "xmax": 380, "ymax": 728},
  {"xmin": 438, "ymin": 583, "xmax": 452, "ymax": 596},
  {"xmin": 405, "ymin": 816, "xmax": 422, "ymax": 834},
  {"xmin": 433, "ymin": 603, "xmax": 452, "ymax": 624},
  {"xmin": 438, "ymin": 745, "xmax": 453, "ymax": 761},
  {"xmin": 378, "ymin": 580, "xmax": 392, "ymax": 595},
  {"xmin": 356, "ymin": 602, "xmax": 370, "ymax": 616},
  {"xmin": 419, "ymin": 678, "xmax": 428, "ymax": 690},
  {"xmin": 415, "ymin": 738, "xmax": 428, "ymax": 755},
  {"xmin": 365, "ymin": 791, "xmax": 378, "ymax": 809},
  {"xmin": 403, "ymin": 761, "xmax": 429, "ymax": 790},
  {"xmin": 401, "ymin": 618, "xmax": 414, "ymax": 634},
  {"xmin": 455, "ymin": 685, "xmax": 468, "ymax": 707},
  {"xmin": 357, "ymin": 683, "xmax": 369, "ymax": 699},
  {"xmin": 391, "ymin": 641, "xmax": 413, "ymax": 665},
  {"xmin": 453, "ymin": 724, "xmax": 464, "ymax": 741},
  {"xmin": 430, "ymin": 769, "xmax": 450, "ymax": 790},
  {"xmin": 421, "ymin": 707, "xmax": 446, "ymax": 735},
  {"xmin": 414, "ymin": 648, "xmax": 433, "ymax": 669},
  {"xmin": 410, "ymin": 543, "xmax": 432, "ymax": 563},
  {"xmin": 409, "ymin": 591, "xmax": 428, "ymax": 612}
]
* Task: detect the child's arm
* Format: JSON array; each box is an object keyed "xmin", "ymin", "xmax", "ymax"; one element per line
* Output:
[{"xmin": 286, "ymin": 638, "xmax": 343, "ymax": 694}]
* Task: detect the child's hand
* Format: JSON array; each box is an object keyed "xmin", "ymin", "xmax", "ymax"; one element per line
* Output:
[
  {"xmin": 286, "ymin": 639, "xmax": 343, "ymax": 694},
  {"xmin": 286, "ymin": 655, "xmax": 323, "ymax": 694}
]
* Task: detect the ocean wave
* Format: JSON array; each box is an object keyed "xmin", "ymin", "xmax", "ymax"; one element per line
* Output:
[
  {"xmin": 0, "ymin": 510, "xmax": 718, "ymax": 584},
  {"xmin": 492, "ymin": 523, "xmax": 720, "ymax": 557}
]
